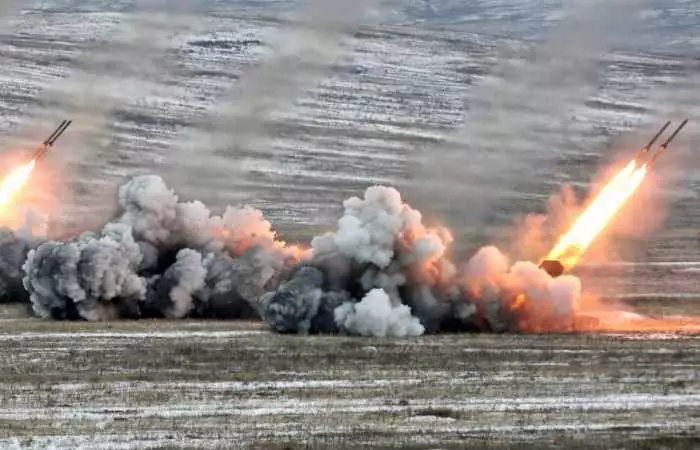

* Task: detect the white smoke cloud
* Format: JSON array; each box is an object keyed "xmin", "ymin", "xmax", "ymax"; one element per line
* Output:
[
  {"xmin": 334, "ymin": 288, "xmax": 425, "ymax": 337},
  {"xmin": 312, "ymin": 185, "xmax": 454, "ymax": 280},
  {"xmin": 158, "ymin": 249, "xmax": 207, "ymax": 319},
  {"xmin": 116, "ymin": 175, "xmax": 290, "ymax": 256}
]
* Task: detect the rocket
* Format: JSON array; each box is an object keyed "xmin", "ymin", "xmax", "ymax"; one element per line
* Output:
[
  {"xmin": 539, "ymin": 119, "xmax": 690, "ymax": 279},
  {"xmin": 633, "ymin": 120, "xmax": 670, "ymax": 165},
  {"xmin": 646, "ymin": 118, "xmax": 688, "ymax": 167},
  {"xmin": 634, "ymin": 118, "xmax": 688, "ymax": 168},
  {"xmin": 32, "ymin": 119, "xmax": 71, "ymax": 161}
]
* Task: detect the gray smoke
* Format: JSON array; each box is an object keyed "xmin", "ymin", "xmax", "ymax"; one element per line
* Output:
[
  {"xmin": 263, "ymin": 185, "xmax": 456, "ymax": 337},
  {"xmin": 22, "ymin": 174, "xmax": 301, "ymax": 321},
  {"xmin": 262, "ymin": 185, "xmax": 582, "ymax": 336},
  {"xmin": 262, "ymin": 265, "xmax": 326, "ymax": 334},
  {"xmin": 0, "ymin": 227, "xmax": 33, "ymax": 303},
  {"xmin": 165, "ymin": 0, "xmax": 380, "ymax": 202},
  {"xmin": 195, "ymin": 246, "xmax": 297, "ymax": 319},
  {"xmin": 147, "ymin": 248, "xmax": 207, "ymax": 319},
  {"xmin": 13, "ymin": 174, "xmax": 582, "ymax": 334},
  {"xmin": 23, "ymin": 223, "xmax": 146, "ymax": 321},
  {"xmin": 334, "ymin": 288, "xmax": 425, "ymax": 337}
]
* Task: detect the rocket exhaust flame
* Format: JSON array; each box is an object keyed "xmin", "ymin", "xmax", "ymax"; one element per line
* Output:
[
  {"xmin": 0, "ymin": 120, "xmax": 71, "ymax": 221},
  {"xmin": 544, "ymin": 160, "xmax": 647, "ymax": 270},
  {"xmin": 0, "ymin": 160, "xmax": 36, "ymax": 210},
  {"xmin": 0, "ymin": 119, "xmax": 694, "ymax": 336},
  {"xmin": 542, "ymin": 119, "xmax": 689, "ymax": 274}
]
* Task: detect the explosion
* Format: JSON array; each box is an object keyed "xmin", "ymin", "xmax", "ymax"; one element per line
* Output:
[{"xmin": 0, "ymin": 119, "xmax": 696, "ymax": 337}]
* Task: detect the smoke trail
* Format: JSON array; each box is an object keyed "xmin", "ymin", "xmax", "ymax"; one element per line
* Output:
[
  {"xmin": 165, "ymin": 0, "xmax": 379, "ymax": 194},
  {"xmin": 406, "ymin": 0, "xmax": 650, "ymax": 232},
  {"xmin": 18, "ymin": 0, "xmax": 198, "ymax": 234}
]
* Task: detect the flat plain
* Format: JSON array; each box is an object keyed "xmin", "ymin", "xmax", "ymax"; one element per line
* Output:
[
  {"xmin": 0, "ymin": 302, "xmax": 698, "ymax": 449},
  {"xmin": 0, "ymin": 1, "xmax": 699, "ymax": 449}
]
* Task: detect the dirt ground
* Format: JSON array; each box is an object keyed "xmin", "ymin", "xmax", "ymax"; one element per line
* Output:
[{"xmin": 0, "ymin": 303, "xmax": 698, "ymax": 449}]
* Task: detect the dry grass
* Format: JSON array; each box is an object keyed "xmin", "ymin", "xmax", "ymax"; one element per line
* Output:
[{"xmin": 0, "ymin": 304, "xmax": 698, "ymax": 448}]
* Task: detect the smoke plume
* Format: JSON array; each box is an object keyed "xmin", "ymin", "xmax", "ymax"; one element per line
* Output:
[
  {"xmin": 21, "ymin": 175, "xmax": 301, "ymax": 321},
  {"xmin": 260, "ymin": 184, "xmax": 580, "ymax": 336},
  {"xmin": 165, "ymin": 0, "xmax": 379, "ymax": 201},
  {"xmin": 2, "ymin": 171, "xmax": 690, "ymax": 335}
]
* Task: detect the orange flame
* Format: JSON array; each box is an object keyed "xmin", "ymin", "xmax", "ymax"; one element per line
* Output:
[
  {"xmin": 0, "ymin": 159, "xmax": 36, "ymax": 211},
  {"xmin": 545, "ymin": 160, "xmax": 647, "ymax": 270}
]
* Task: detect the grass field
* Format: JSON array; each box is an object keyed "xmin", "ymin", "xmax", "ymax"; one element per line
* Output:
[{"xmin": 1, "ymin": 303, "xmax": 699, "ymax": 449}]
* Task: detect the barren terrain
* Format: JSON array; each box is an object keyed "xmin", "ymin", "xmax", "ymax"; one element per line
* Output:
[
  {"xmin": 0, "ymin": 301, "xmax": 697, "ymax": 449},
  {"xmin": 0, "ymin": 1, "xmax": 698, "ymax": 448}
]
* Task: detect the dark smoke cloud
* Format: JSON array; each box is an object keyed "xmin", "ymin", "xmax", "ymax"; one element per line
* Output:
[
  {"xmin": 5, "ymin": 175, "xmax": 579, "ymax": 335},
  {"xmin": 21, "ymin": 174, "xmax": 302, "ymax": 321},
  {"xmin": 0, "ymin": 227, "xmax": 33, "ymax": 303},
  {"xmin": 261, "ymin": 185, "xmax": 579, "ymax": 336}
]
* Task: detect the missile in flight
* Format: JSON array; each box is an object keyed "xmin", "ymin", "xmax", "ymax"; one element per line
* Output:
[
  {"xmin": 32, "ymin": 119, "xmax": 71, "ymax": 162},
  {"xmin": 646, "ymin": 118, "xmax": 688, "ymax": 167}
]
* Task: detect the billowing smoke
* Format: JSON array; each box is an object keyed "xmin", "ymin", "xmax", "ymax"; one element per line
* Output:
[
  {"xmin": 334, "ymin": 289, "xmax": 425, "ymax": 337},
  {"xmin": 462, "ymin": 246, "xmax": 580, "ymax": 333},
  {"xmin": 21, "ymin": 174, "xmax": 302, "ymax": 321},
  {"xmin": 261, "ymin": 185, "xmax": 581, "ymax": 336},
  {"xmin": 2, "ymin": 173, "xmax": 582, "ymax": 335},
  {"xmin": 0, "ymin": 227, "xmax": 33, "ymax": 303},
  {"xmin": 23, "ymin": 223, "xmax": 147, "ymax": 320}
]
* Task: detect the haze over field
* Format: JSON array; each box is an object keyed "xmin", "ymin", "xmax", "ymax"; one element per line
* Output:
[
  {"xmin": 0, "ymin": 2, "xmax": 697, "ymax": 448},
  {"xmin": 0, "ymin": 0, "xmax": 696, "ymax": 245}
]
